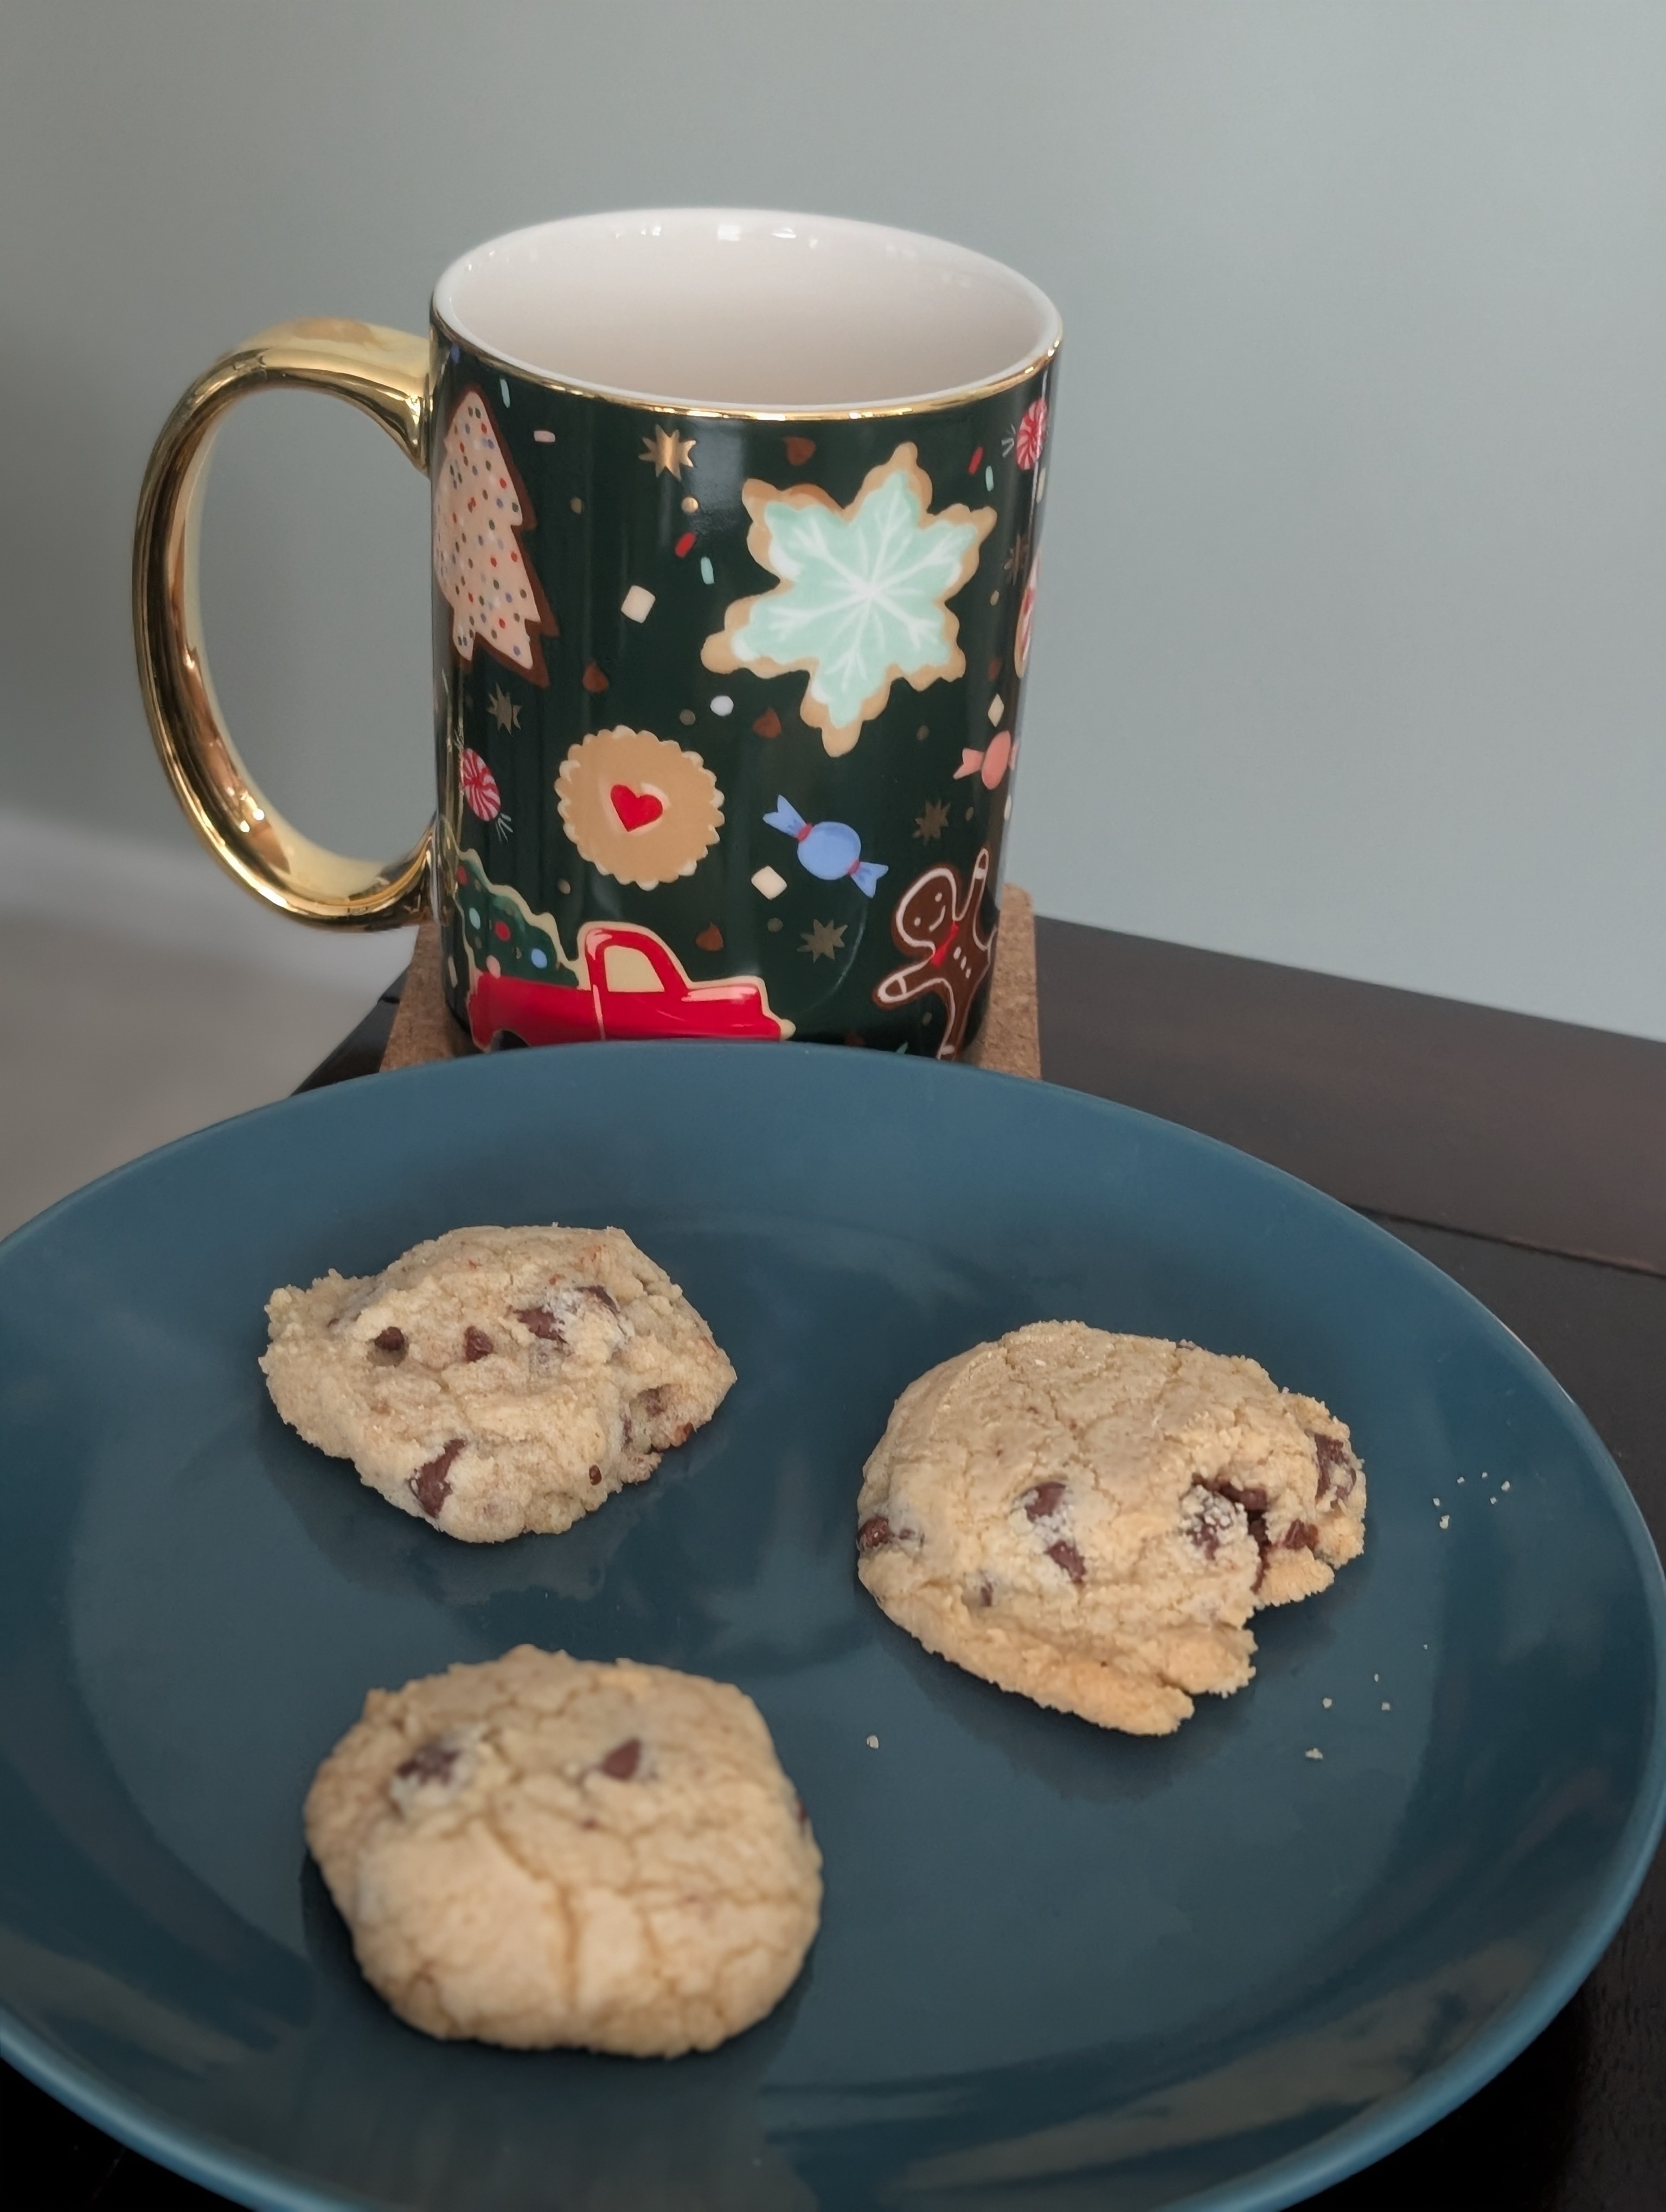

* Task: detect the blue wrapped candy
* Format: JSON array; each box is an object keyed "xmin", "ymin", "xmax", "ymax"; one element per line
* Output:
[{"xmin": 762, "ymin": 798, "xmax": 888, "ymax": 898}]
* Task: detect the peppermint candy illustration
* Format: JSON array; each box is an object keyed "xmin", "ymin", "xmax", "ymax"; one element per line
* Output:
[
  {"xmin": 460, "ymin": 748, "xmax": 502, "ymax": 825},
  {"xmin": 1012, "ymin": 395, "xmax": 1048, "ymax": 472}
]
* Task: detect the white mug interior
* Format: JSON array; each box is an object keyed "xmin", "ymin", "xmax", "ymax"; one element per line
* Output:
[{"xmin": 431, "ymin": 209, "xmax": 1060, "ymax": 416}]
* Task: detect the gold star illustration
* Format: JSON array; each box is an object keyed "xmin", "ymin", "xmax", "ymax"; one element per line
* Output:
[
  {"xmin": 799, "ymin": 918, "xmax": 847, "ymax": 962},
  {"xmin": 488, "ymin": 685, "xmax": 520, "ymax": 734},
  {"xmin": 640, "ymin": 425, "xmax": 696, "ymax": 479},
  {"xmin": 913, "ymin": 799, "xmax": 951, "ymax": 843}
]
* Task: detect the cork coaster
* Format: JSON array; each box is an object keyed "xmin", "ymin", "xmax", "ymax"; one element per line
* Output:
[{"xmin": 381, "ymin": 886, "xmax": 1040, "ymax": 1081}]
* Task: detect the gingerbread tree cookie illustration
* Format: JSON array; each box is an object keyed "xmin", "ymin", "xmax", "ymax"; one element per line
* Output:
[
  {"xmin": 555, "ymin": 728, "xmax": 725, "ymax": 890},
  {"xmin": 873, "ymin": 845, "xmax": 996, "ymax": 1060},
  {"xmin": 433, "ymin": 388, "xmax": 556, "ymax": 682},
  {"xmin": 702, "ymin": 444, "xmax": 995, "ymax": 757}
]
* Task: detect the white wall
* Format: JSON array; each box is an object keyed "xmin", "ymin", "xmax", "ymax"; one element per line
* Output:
[{"xmin": 4, "ymin": 0, "xmax": 1665, "ymax": 1035}]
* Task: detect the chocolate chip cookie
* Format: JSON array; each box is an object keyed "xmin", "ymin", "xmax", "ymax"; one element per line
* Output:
[
  {"xmin": 261, "ymin": 1225, "xmax": 734, "ymax": 1541},
  {"xmin": 856, "ymin": 1322, "xmax": 1366, "ymax": 1735},
  {"xmin": 305, "ymin": 1646, "xmax": 822, "ymax": 2054}
]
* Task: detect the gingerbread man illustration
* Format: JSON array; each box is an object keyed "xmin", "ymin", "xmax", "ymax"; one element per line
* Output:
[{"xmin": 873, "ymin": 845, "xmax": 996, "ymax": 1059}]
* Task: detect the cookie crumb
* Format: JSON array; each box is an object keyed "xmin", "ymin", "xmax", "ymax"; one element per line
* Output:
[
  {"xmin": 864, "ymin": 1734, "xmax": 880, "ymax": 1750},
  {"xmin": 1304, "ymin": 1747, "xmax": 1324, "ymax": 1760},
  {"xmin": 1501, "ymin": 1481, "xmax": 1511, "ymax": 1492},
  {"xmin": 1381, "ymin": 1700, "xmax": 1392, "ymax": 1711},
  {"xmin": 1439, "ymin": 1514, "xmax": 1450, "ymax": 1529},
  {"xmin": 1321, "ymin": 1696, "xmax": 1333, "ymax": 1708}
]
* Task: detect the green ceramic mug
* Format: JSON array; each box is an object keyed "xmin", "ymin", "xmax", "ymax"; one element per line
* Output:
[{"xmin": 134, "ymin": 210, "xmax": 1060, "ymax": 1058}]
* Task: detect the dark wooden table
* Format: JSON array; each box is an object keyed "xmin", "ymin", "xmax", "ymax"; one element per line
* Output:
[{"xmin": 8, "ymin": 919, "xmax": 1663, "ymax": 2208}]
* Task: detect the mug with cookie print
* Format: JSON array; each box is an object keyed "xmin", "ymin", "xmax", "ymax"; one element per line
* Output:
[{"xmin": 134, "ymin": 210, "xmax": 1060, "ymax": 1058}]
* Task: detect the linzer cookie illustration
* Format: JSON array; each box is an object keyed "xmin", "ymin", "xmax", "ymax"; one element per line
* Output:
[{"xmin": 556, "ymin": 728, "xmax": 724, "ymax": 889}]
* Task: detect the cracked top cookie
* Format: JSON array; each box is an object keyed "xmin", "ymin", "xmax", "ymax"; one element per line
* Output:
[
  {"xmin": 305, "ymin": 1646, "xmax": 822, "ymax": 2054},
  {"xmin": 261, "ymin": 1225, "xmax": 735, "ymax": 1542},
  {"xmin": 855, "ymin": 1321, "xmax": 1366, "ymax": 1736}
]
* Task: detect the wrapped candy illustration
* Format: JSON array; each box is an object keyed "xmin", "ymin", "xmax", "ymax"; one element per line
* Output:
[
  {"xmin": 953, "ymin": 730, "xmax": 1015, "ymax": 790},
  {"xmin": 762, "ymin": 798, "xmax": 888, "ymax": 898}
]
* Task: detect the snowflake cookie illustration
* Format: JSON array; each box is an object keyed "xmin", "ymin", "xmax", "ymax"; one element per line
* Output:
[
  {"xmin": 873, "ymin": 845, "xmax": 996, "ymax": 1060},
  {"xmin": 555, "ymin": 728, "xmax": 724, "ymax": 890},
  {"xmin": 433, "ymin": 388, "xmax": 557, "ymax": 683},
  {"xmin": 701, "ymin": 443, "xmax": 995, "ymax": 757}
]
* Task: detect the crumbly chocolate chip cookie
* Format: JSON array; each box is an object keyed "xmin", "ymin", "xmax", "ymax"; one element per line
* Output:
[
  {"xmin": 305, "ymin": 1646, "xmax": 822, "ymax": 2054},
  {"xmin": 261, "ymin": 1225, "xmax": 735, "ymax": 1542},
  {"xmin": 856, "ymin": 1321, "xmax": 1366, "ymax": 1735}
]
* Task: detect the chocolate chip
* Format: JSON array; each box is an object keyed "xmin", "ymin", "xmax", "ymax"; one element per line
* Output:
[
  {"xmin": 1023, "ymin": 1481, "xmax": 1066, "ymax": 1521},
  {"xmin": 463, "ymin": 1326, "xmax": 494, "ymax": 1362},
  {"xmin": 857, "ymin": 1515, "xmax": 893, "ymax": 1552},
  {"xmin": 1183, "ymin": 1484, "xmax": 1240, "ymax": 1560},
  {"xmin": 976, "ymin": 1579, "xmax": 995, "ymax": 1607},
  {"xmin": 636, "ymin": 1385, "xmax": 671, "ymax": 1418},
  {"xmin": 516, "ymin": 1303, "xmax": 564, "ymax": 1342},
  {"xmin": 1312, "ymin": 1433, "xmax": 1354, "ymax": 1500},
  {"xmin": 1046, "ymin": 1538, "xmax": 1087, "ymax": 1584},
  {"xmin": 409, "ymin": 1437, "xmax": 464, "ymax": 1517},
  {"xmin": 671, "ymin": 1422, "xmax": 694, "ymax": 1446},
  {"xmin": 520, "ymin": 1285, "xmax": 628, "ymax": 1352},
  {"xmin": 1281, "ymin": 1520, "xmax": 1320, "ymax": 1552},
  {"xmin": 588, "ymin": 1464, "xmax": 603, "ymax": 1485},
  {"xmin": 794, "ymin": 1795, "xmax": 809, "ymax": 1827},
  {"xmin": 599, "ymin": 1737, "xmax": 641, "ymax": 1780},
  {"xmin": 394, "ymin": 1738, "xmax": 458, "ymax": 1786},
  {"xmin": 373, "ymin": 1326, "xmax": 406, "ymax": 1354}
]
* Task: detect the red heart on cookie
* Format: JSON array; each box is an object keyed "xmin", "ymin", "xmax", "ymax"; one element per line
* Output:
[{"xmin": 610, "ymin": 783, "xmax": 665, "ymax": 832}]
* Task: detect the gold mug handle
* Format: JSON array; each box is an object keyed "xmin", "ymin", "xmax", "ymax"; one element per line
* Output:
[{"xmin": 132, "ymin": 318, "xmax": 435, "ymax": 927}]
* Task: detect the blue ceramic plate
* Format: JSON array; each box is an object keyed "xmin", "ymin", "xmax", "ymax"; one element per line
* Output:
[{"xmin": 1, "ymin": 1045, "xmax": 1663, "ymax": 2212}]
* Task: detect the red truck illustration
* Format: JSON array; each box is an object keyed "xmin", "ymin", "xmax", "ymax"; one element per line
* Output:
[{"xmin": 467, "ymin": 922, "xmax": 794, "ymax": 1049}]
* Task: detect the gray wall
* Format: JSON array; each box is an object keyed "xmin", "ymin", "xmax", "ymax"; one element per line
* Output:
[{"xmin": 4, "ymin": 1, "xmax": 1665, "ymax": 1034}]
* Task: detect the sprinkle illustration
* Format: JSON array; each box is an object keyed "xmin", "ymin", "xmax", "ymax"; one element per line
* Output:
[
  {"xmin": 953, "ymin": 729, "xmax": 1015, "ymax": 789},
  {"xmin": 763, "ymin": 797, "xmax": 888, "ymax": 897}
]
